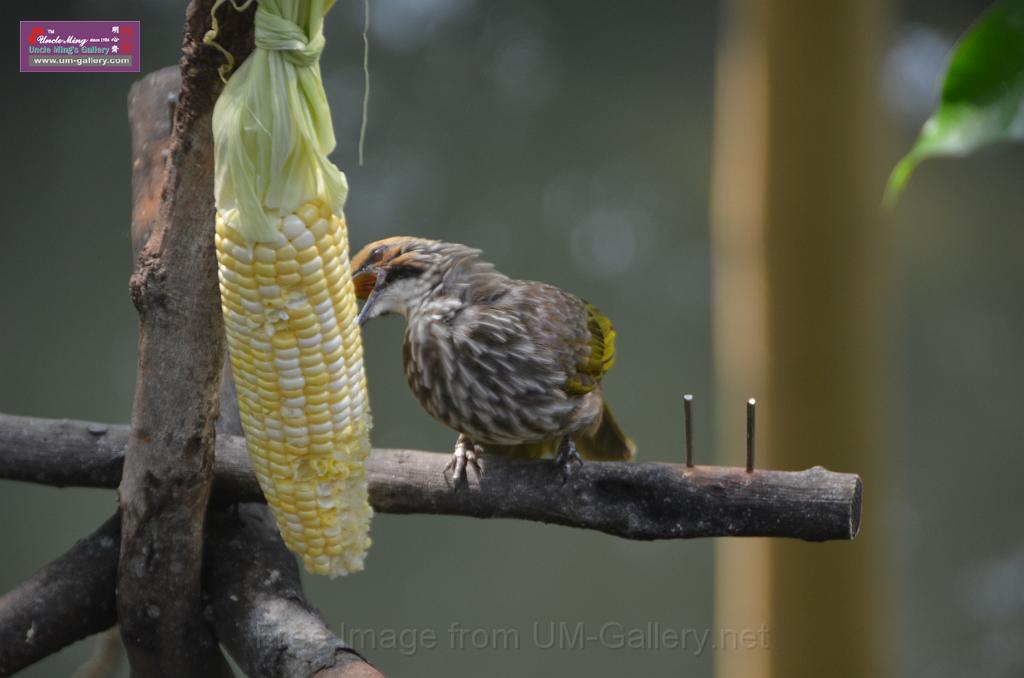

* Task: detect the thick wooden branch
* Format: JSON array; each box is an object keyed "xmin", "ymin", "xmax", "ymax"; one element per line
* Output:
[
  {"xmin": 204, "ymin": 504, "xmax": 383, "ymax": 678},
  {"xmin": 0, "ymin": 413, "xmax": 862, "ymax": 541},
  {"xmin": 0, "ymin": 500, "xmax": 383, "ymax": 676},
  {"xmin": 0, "ymin": 515, "xmax": 120, "ymax": 678},
  {"xmin": 117, "ymin": 2, "xmax": 255, "ymax": 676}
]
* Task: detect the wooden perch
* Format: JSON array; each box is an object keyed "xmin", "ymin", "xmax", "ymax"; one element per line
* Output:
[
  {"xmin": 0, "ymin": 413, "xmax": 861, "ymax": 541},
  {"xmin": 0, "ymin": 515, "xmax": 119, "ymax": 677}
]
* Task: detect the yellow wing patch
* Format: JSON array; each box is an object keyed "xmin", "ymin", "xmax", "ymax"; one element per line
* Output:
[{"xmin": 564, "ymin": 303, "xmax": 616, "ymax": 396}]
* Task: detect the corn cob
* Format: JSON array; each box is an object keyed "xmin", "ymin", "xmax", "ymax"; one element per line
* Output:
[
  {"xmin": 215, "ymin": 202, "xmax": 372, "ymax": 577},
  {"xmin": 208, "ymin": 0, "xmax": 372, "ymax": 576}
]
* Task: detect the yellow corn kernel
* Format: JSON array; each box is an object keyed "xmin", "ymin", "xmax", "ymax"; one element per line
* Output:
[{"xmin": 215, "ymin": 200, "xmax": 372, "ymax": 577}]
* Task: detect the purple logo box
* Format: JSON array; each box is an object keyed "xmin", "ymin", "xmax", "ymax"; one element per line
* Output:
[{"xmin": 20, "ymin": 20, "xmax": 140, "ymax": 73}]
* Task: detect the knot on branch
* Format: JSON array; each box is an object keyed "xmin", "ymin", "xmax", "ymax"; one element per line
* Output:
[{"xmin": 129, "ymin": 253, "xmax": 169, "ymax": 313}]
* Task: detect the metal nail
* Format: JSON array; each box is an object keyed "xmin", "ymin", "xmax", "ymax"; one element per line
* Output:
[
  {"xmin": 683, "ymin": 394, "xmax": 694, "ymax": 468},
  {"xmin": 746, "ymin": 398, "xmax": 756, "ymax": 473}
]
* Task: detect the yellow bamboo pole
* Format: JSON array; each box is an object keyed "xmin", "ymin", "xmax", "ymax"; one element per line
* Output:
[
  {"xmin": 711, "ymin": 1, "xmax": 889, "ymax": 677},
  {"xmin": 711, "ymin": 3, "xmax": 771, "ymax": 676}
]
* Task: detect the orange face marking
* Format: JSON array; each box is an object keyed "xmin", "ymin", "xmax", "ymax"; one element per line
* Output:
[{"xmin": 350, "ymin": 237, "xmax": 415, "ymax": 275}]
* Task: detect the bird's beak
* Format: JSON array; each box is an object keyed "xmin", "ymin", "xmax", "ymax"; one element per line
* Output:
[
  {"xmin": 352, "ymin": 267, "xmax": 378, "ymax": 300},
  {"xmin": 355, "ymin": 269, "xmax": 387, "ymax": 326}
]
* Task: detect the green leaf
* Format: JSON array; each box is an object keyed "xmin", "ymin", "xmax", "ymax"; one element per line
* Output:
[{"xmin": 885, "ymin": 0, "xmax": 1024, "ymax": 205}]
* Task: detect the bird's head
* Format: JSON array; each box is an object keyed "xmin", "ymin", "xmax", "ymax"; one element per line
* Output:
[{"xmin": 350, "ymin": 237, "xmax": 481, "ymax": 324}]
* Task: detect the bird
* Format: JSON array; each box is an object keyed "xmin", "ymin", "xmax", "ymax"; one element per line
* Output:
[{"xmin": 350, "ymin": 236, "xmax": 636, "ymax": 483}]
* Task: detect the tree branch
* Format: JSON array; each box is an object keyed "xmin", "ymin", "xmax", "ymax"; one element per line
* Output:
[
  {"xmin": 204, "ymin": 504, "xmax": 383, "ymax": 678},
  {"xmin": 0, "ymin": 499, "xmax": 386, "ymax": 677},
  {"xmin": 0, "ymin": 413, "xmax": 861, "ymax": 541},
  {"xmin": 0, "ymin": 514, "xmax": 120, "ymax": 678},
  {"xmin": 117, "ymin": 2, "xmax": 255, "ymax": 675}
]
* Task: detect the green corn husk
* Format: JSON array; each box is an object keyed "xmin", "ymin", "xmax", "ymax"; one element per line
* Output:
[{"xmin": 210, "ymin": 0, "xmax": 347, "ymax": 242}]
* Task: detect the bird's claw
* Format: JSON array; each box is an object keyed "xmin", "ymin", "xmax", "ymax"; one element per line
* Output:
[
  {"xmin": 554, "ymin": 438, "xmax": 583, "ymax": 482},
  {"xmin": 444, "ymin": 434, "xmax": 482, "ymax": 488}
]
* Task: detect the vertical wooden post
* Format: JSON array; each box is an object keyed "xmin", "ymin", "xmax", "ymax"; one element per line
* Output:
[
  {"xmin": 710, "ymin": 3, "xmax": 772, "ymax": 675},
  {"xmin": 117, "ymin": 3, "xmax": 253, "ymax": 675},
  {"xmin": 711, "ymin": 1, "xmax": 888, "ymax": 677}
]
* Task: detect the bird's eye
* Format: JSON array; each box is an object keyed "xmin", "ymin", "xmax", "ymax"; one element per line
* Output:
[{"xmin": 369, "ymin": 245, "xmax": 389, "ymax": 264}]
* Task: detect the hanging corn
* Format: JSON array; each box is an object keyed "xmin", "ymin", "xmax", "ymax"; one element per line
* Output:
[{"xmin": 208, "ymin": 0, "xmax": 372, "ymax": 577}]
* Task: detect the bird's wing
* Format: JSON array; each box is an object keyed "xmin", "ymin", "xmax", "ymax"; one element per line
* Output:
[{"xmin": 446, "ymin": 276, "xmax": 615, "ymax": 399}]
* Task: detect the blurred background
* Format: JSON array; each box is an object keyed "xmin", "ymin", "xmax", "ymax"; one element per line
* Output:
[{"xmin": 2, "ymin": 1, "xmax": 1023, "ymax": 676}]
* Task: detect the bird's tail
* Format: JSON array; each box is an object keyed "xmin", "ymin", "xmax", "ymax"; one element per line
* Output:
[{"xmin": 574, "ymin": 402, "xmax": 636, "ymax": 461}]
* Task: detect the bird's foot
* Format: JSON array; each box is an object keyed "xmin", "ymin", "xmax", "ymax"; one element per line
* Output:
[
  {"xmin": 444, "ymin": 434, "xmax": 482, "ymax": 488},
  {"xmin": 554, "ymin": 436, "xmax": 583, "ymax": 481}
]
